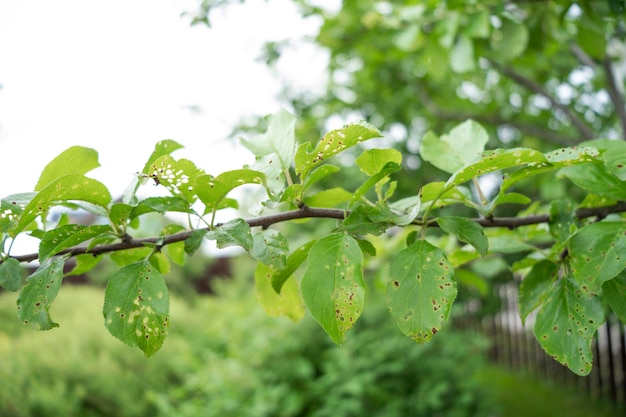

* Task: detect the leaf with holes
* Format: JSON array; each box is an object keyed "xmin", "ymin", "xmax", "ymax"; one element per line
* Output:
[
  {"xmin": 195, "ymin": 169, "xmax": 266, "ymax": 213},
  {"xmin": 295, "ymin": 121, "xmax": 382, "ymax": 180},
  {"xmin": 17, "ymin": 257, "xmax": 65, "ymax": 330},
  {"xmin": 445, "ymin": 148, "xmax": 547, "ymax": 190},
  {"xmin": 141, "ymin": 139, "xmax": 184, "ymax": 174},
  {"xmin": 500, "ymin": 146, "xmax": 598, "ymax": 193},
  {"xmin": 15, "ymin": 174, "xmax": 111, "ymax": 235},
  {"xmin": 300, "ymin": 233, "xmax": 365, "ymax": 344},
  {"xmin": 602, "ymin": 272, "xmax": 626, "ymax": 324},
  {"xmin": 568, "ymin": 222, "xmax": 626, "ymax": 294},
  {"xmin": 518, "ymin": 260, "xmax": 559, "ymax": 324},
  {"xmin": 255, "ymin": 262, "xmax": 305, "ymax": 321},
  {"xmin": 146, "ymin": 156, "xmax": 204, "ymax": 202},
  {"xmin": 387, "ymin": 240, "xmax": 457, "ymax": 343},
  {"xmin": 35, "ymin": 146, "xmax": 100, "ymax": 191},
  {"xmin": 437, "ymin": 216, "xmax": 488, "ymax": 256},
  {"xmin": 0, "ymin": 195, "xmax": 26, "ymax": 232},
  {"xmin": 103, "ymin": 260, "xmax": 170, "ymax": 357},
  {"xmin": 419, "ymin": 120, "xmax": 488, "ymax": 174},
  {"xmin": 250, "ymin": 229, "xmax": 288, "ymax": 270},
  {"xmin": 39, "ymin": 224, "xmax": 113, "ymax": 263},
  {"xmin": 533, "ymin": 278, "xmax": 604, "ymax": 376},
  {"xmin": 0, "ymin": 258, "xmax": 22, "ymax": 291}
]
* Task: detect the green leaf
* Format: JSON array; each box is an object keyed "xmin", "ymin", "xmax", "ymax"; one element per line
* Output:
[
  {"xmin": 454, "ymin": 269, "xmax": 488, "ymax": 296},
  {"xmin": 66, "ymin": 254, "xmax": 102, "ymax": 276},
  {"xmin": 419, "ymin": 120, "xmax": 489, "ymax": 174},
  {"xmin": 207, "ymin": 218, "xmax": 253, "ymax": 250},
  {"xmin": 387, "ymin": 240, "xmax": 457, "ymax": 344},
  {"xmin": 559, "ymin": 162, "xmax": 626, "ymax": 201},
  {"xmin": 184, "ymin": 229, "xmax": 208, "ymax": 256},
  {"xmin": 549, "ymin": 200, "xmax": 576, "ymax": 242},
  {"xmin": 17, "ymin": 258, "xmax": 65, "ymax": 330},
  {"xmin": 161, "ymin": 224, "xmax": 186, "ymax": 265},
  {"xmin": 141, "ymin": 139, "xmax": 184, "ymax": 174},
  {"xmin": 446, "ymin": 148, "xmax": 547, "ymax": 190},
  {"xmin": 145, "ymin": 156, "xmax": 204, "ymax": 202},
  {"xmin": 450, "ymin": 35, "xmax": 475, "ymax": 73},
  {"xmin": 355, "ymin": 148, "xmax": 402, "ymax": 176},
  {"xmin": 255, "ymin": 263, "xmax": 305, "ymax": 321},
  {"xmin": 39, "ymin": 224, "xmax": 113, "ymax": 263},
  {"xmin": 35, "ymin": 146, "xmax": 100, "ymax": 191},
  {"xmin": 500, "ymin": 146, "xmax": 598, "ymax": 193},
  {"xmin": 490, "ymin": 18, "xmax": 529, "ymax": 61},
  {"xmin": 0, "ymin": 258, "xmax": 22, "ymax": 291},
  {"xmin": 195, "ymin": 169, "xmax": 265, "ymax": 214},
  {"xmin": 303, "ymin": 164, "xmax": 341, "ymax": 191},
  {"xmin": 568, "ymin": 222, "xmax": 626, "ymax": 294},
  {"xmin": 0, "ymin": 195, "xmax": 27, "ymax": 232},
  {"xmin": 465, "ymin": 10, "xmax": 490, "ymax": 38},
  {"xmin": 342, "ymin": 205, "xmax": 392, "ymax": 236},
  {"xmin": 130, "ymin": 197, "xmax": 194, "ymax": 219},
  {"xmin": 110, "ymin": 247, "xmax": 152, "ymax": 266},
  {"xmin": 349, "ymin": 162, "xmax": 401, "ymax": 206},
  {"xmin": 271, "ymin": 240, "xmax": 317, "ymax": 293},
  {"xmin": 596, "ymin": 140, "xmax": 626, "ymax": 180},
  {"xmin": 301, "ymin": 233, "xmax": 365, "ymax": 344},
  {"xmin": 16, "ymin": 174, "xmax": 112, "ymax": 235},
  {"xmin": 103, "ymin": 260, "xmax": 170, "ymax": 357},
  {"xmin": 240, "ymin": 109, "xmax": 296, "ymax": 172},
  {"xmin": 518, "ymin": 260, "xmax": 559, "ymax": 324},
  {"xmin": 437, "ymin": 216, "xmax": 488, "ymax": 256},
  {"xmin": 533, "ymin": 278, "xmax": 604, "ymax": 376},
  {"xmin": 602, "ymin": 272, "xmax": 626, "ymax": 324},
  {"xmin": 250, "ymin": 229, "xmax": 289, "ymax": 270},
  {"xmin": 295, "ymin": 121, "xmax": 382, "ymax": 179},
  {"xmin": 304, "ymin": 187, "xmax": 353, "ymax": 208}
]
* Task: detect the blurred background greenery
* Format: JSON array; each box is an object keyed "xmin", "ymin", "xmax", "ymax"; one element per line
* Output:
[{"xmin": 0, "ymin": 256, "xmax": 617, "ymax": 417}]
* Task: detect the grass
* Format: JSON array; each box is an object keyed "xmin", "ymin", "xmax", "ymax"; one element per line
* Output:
[{"xmin": 475, "ymin": 366, "xmax": 620, "ymax": 417}]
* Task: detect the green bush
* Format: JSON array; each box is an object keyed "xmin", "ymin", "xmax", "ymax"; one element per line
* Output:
[{"xmin": 0, "ymin": 276, "xmax": 492, "ymax": 417}]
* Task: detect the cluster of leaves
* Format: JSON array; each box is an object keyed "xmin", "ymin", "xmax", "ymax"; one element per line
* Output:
[{"xmin": 1, "ymin": 109, "xmax": 626, "ymax": 377}]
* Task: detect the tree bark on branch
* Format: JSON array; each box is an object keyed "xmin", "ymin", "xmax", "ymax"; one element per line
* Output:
[{"xmin": 5, "ymin": 202, "xmax": 626, "ymax": 265}]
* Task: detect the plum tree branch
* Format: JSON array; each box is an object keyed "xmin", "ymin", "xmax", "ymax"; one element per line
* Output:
[
  {"xmin": 488, "ymin": 60, "xmax": 596, "ymax": 141},
  {"xmin": 4, "ymin": 202, "xmax": 626, "ymax": 265},
  {"xmin": 601, "ymin": 55, "xmax": 626, "ymax": 140}
]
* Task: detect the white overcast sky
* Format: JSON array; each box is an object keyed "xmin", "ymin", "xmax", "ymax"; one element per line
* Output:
[{"xmin": 0, "ymin": 0, "xmax": 329, "ymax": 198}]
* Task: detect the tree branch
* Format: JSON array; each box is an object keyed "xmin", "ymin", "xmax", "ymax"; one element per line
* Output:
[
  {"xmin": 416, "ymin": 89, "xmax": 577, "ymax": 146},
  {"xmin": 488, "ymin": 60, "xmax": 596, "ymax": 141},
  {"xmin": 4, "ymin": 202, "xmax": 626, "ymax": 265},
  {"xmin": 601, "ymin": 55, "xmax": 626, "ymax": 140}
]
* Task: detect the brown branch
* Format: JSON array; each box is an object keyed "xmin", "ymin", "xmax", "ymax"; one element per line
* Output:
[
  {"xmin": 602, "ymin": 56, "xmax": 626, "ymax": 140},
  {"xmin": 488, "ymin": 60, "xmax": 596, "ymax": 141},
  {"xmin": 4, "ymin": 202, "xmax": 626, "ymax": 265},
  {"xmin": 416, "ymin": 89, "xmax": 577, "ymax": 146}
]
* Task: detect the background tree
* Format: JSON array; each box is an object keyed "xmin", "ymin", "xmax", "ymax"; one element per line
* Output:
[{"xmin": 1, "ymin": 0, "xmax": 626, "ymax": 380}]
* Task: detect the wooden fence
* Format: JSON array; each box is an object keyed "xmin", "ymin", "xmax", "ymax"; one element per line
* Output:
[{"xmin": 459, "ymin": 282, "xmax": 626, "ymax": 410}]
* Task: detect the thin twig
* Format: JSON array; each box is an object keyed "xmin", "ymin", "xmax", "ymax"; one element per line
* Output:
[
  {"xmin": 416, "ymin": 89, "xmax": 577, "ymax": 146},
  {"xmin": 489, "ymin": 60, "xmax": 596, "ymax": 141},
  {"xmin": 4, "ymin": 202, "xmax": 626, "ymax": 265},
  {"xmin": 602, "ymin": 56, "xmax": 626, "ymax": 140}
]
